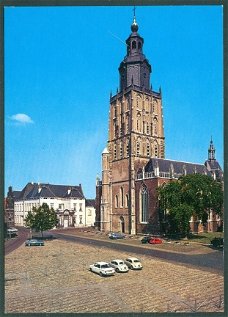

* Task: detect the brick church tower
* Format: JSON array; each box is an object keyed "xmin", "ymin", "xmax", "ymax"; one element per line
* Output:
[{"xmin": 98, "ymin": 13, "xmax": 165, "ymax": 234}]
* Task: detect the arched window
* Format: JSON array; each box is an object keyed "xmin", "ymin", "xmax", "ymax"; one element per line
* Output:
[
  {"xmin": 115, "ymin": 195, "xmax": 118, "ymax": 208},
  {"xmin": 138, "ymin": 42, "xmax": 142, "ymax": 50},
  {"xmin": 154, "ymin": 144, "xmax": 158, "ymax": 158},
  {"xmin": 119, "ymin": 142, "xmax": 123, "ymax": 158},
  {"xmin": 120, "ymin": 187, "xmax": 124, "ymax": 207},
  {"xmin": 114, "ymin": 144, "xmax": 117, "ymax": 160},
  {"xmin": 136, "ymin": 142, "xmax": 140, "ymax": 156},
  {"xmin": 126, "ymin": 139, "xmax": 130, "ymax": 157},
  {"xmin": 140, "ymin": 185, "xmax": 148, "ymax": 223},
  {"xmin": 125, "ymin": 194, "xmax": 129, "ymax": 208},
  {"xmin": 153, "ymin": 117, "xmax": 158, "ymax": 135},
  {"xmin": 132, "ymin": 41, "xmax": 136, "ymax": 49},
  {"xmin": 146, "ymin": 141, "xmax": 150, "ymax": 157}
]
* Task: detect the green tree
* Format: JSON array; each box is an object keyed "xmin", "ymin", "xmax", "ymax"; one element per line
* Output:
[
  {"xmin": 25, "ymin": 203, "xmax": 58, "ymax": 237},
  {"xmin": 157, "ymin": 174, "xmax": 223, "ymax": 235}
]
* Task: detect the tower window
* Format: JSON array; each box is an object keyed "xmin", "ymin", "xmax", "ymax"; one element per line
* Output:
[
  {"xmin": 120, "ymin": 187, "xmax": 124, "ymax": 208},
  {"xmin": 136, "ymin": 142, "xmax": 140, "ymax": 156},
  {"xmin": 154, "ymin": 145, "xmax": 158, "ymax": 157},
  {"xmin": 138, "ymin": 42, "xmax": 142, "ymax": 49},
  {"xmin": 120, "ymin": 142, "xmax": 123, "ymax": 158},
  {"xmin": 132, "ymin": 41, "xmax": 136, "ymax": 49},
  {"xmin": 146, "ymin": 123, "xmax": 150, "ymax": 134},
  {"xmin": 114, "ymin": 144, "xmax": 117, "ymax": 160},
  {"xmin": 115, "ymin": 195, "xmax": 118, "ymax": 208},
  {"xmin": 125, "ymin": 194, "xmax": 129, "ymax": 208},
  {"xmin": 147, "ymin": 143, "xmax": 150, "ymax": 157},
  {"xmin": 126, "ymin": 140, "xmax": 130, "ymax": 157}
]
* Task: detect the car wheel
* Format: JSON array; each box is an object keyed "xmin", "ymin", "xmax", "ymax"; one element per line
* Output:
[
  {"xmin": 116, "ymin": 268, "xmax": 119, "ymax": 273},
  {"xmin": 99, "ymin": 272, "xmax": 103, "ymax": 277}
]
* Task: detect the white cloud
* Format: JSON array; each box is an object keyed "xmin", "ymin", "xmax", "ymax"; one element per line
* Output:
[{"xmin": 10, "ymin": 113, "xmax": 34, "ymax": 124}]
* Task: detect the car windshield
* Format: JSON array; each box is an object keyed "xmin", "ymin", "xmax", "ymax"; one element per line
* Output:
[
  {"xmin": 101, "ymin": 264, "xmax": 110, "ymax": 269},
  {"xmin": 118, "ymin": 261, "xmax": 124, "ymax": 265}
]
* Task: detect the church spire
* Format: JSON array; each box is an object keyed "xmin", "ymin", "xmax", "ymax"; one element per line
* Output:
[
  {"xmin": 208, "ymin": 136, "xmax": 216, "ymax": 161},
  {"xmin": 118, "ymin": 8, "xmax": 152, "ymax": 92}
]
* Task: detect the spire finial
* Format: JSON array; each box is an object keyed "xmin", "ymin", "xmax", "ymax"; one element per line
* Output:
[{"xmin": 131, "ymin": 6, "xmax": 138, "ymax": 32}]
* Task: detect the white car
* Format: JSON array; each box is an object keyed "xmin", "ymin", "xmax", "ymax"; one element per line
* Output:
[
  {"xmin": 109, "ymin": 259, "xmax": 129, "ymax": 273},
  {"xmin": 89, "ymin": 262, "xmax": 115, "ymax": 277},
  {"xmin": 125, "ymin": 257, "xmax": 143, "ymax": 270}
]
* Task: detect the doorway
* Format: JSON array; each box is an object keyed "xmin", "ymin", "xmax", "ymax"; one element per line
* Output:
[{"xmin": 120, "ymin": 216, "xmax": 125, "ymax": 233}]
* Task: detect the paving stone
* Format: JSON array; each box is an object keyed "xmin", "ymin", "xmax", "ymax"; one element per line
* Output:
[{"xmin": 5, "ymin": 238, "xmax": 224, "ymax": 313}]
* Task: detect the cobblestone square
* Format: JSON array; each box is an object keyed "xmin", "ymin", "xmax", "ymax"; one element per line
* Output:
[{"xmin": 5, "ymin": 238, "xmax": 224, "ymax": 313}]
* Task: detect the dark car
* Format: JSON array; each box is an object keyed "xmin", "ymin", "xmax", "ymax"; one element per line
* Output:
[
  {"xmin": 211, "ymin": 237, "xmax": 223, "ymax": 248},
  {"xmin": 108, "ymin": 232, "xmax": 125, "ymax": 239},
  {"xmin": 149, "ymin": 237, "xmax": 163, "ymax": 244},
  {"xmin": 141, "ymin": 236, "xmax": 152, "ymax": 244},
  {"xmin": 25, "ymin": 239, "xmax": 44, "ymax": 246}
]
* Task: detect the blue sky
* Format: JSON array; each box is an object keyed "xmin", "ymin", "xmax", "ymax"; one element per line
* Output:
[{"xmin": 4, "ymin": 5, "xmax": 223, "ymax": 198}]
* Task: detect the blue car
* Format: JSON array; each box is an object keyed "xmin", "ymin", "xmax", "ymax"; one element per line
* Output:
[
  {"xmin": 108, "ymin": 232, "xmax": 125, "ymax": 240},
  {"xmin": 25, "ymin": 239, "xmax": 44, "ymax": 246}
]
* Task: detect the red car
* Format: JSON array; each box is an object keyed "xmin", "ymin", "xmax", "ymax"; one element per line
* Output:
[{"xmin": 149, "ymin": 237, "xmax": 163, "ymax": 244}]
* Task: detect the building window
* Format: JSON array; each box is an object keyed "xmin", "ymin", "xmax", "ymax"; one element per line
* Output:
[
  {"xmin": 79, "ymin": 216, "xmax": 82, "ymax": 224},
  {"xmin": 73, "ymin": 203, "xmax": 77, "ymax": 211},
  {"xmin": 79, "ymin": 203, "xmax": 82, "ymax": 212},
  {"xmin": 125, "ymin": 194, "xmax": 129, "ymax": 208},
  {"xmin": 146, "ymin": 123, "xmax": 150, "ymax": 134},
  {"xmin": 136, "ymin": 142, "xmax": 140, "ymax": 156},
  {"xmin": 115, "ymin": 195, "xmax": 119, "ymax": 208},
  {"xmin": 132, "ymin": 41, "xmax": 136, "ymax": 49},
  {"xmin": 138, "ymin": 42, "xmax": 141, "ymax": 49},
  {"xmin": 120, "ymin": 142, "xmax": 123, "ymax": 158},
  {"xmin": 120, "ymin": 187, "xmax": 124, "ymax": 208},
  {"xmin": 126, "ymin": 139, "xmax": 130, "ymax": 157},
  {"xmin": 154, "ymin": 144, "xmax": 158, "ymax": 157},
  {"xmin": 114, "ymin": 144, "xmax": 117, "ymax": 160},
  {"xmin": 140, "ymin": 185, "xmax": 148, "ymax": 223},
  {"xmin": 50, "ymin": 203, "xmax": 54, "ymax": 209},
  {"xmin": 147, "ymin": 142, "xmax": 150, "ymax": 157},
  {"xmin": 87, "ymin": 209, "xmax": 92, "ymax": 216}
]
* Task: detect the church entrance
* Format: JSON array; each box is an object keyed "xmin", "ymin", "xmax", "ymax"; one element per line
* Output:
[{"xmin": 120, "ymin": 216, "xmax": 125, "ymax": 233}]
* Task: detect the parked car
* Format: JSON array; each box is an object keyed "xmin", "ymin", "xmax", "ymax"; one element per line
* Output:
[
  {"xmin": 109, "ymin": 259, "xmax": 129, "ymax": 273},
  {"xmin": 108, "ymin": 232, "xmax": 125, "ymax": 240},
  {"xmin": 25, "ymin": 239, "xmax": 44, "ymax": 247},
  {"xmin": 141, "ymin": 236, "xmax": 152, "ymax": 244},
  {"xmin": 125, "ymin": 257, "xmax": 143, "ymax": 270},
  {"xmin": 89, "ymin": 262, "xmax": 115, "ymax": 277},
  {"xmin": 149, "ymin": 237, "xmax": 163, "ymax": 244},
  {"xmin": 7, "ymin": 228, "xmax": 18, "ymax": 236},
  {"xmin": 211, "ymin": 237, "xmax": 223, "ymax": 248}
]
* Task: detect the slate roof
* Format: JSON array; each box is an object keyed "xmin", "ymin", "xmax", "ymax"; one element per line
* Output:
[
  {"xmin": 15, "ymin": 183, "xmax": 85, "ymax": 201},
  {"xmin": 86, "ymin": 199, "xmax": 96, "ymax": 208},
  {"xmin": 144, "ymin": 158, "xmax": 209, "ymax": 176}
]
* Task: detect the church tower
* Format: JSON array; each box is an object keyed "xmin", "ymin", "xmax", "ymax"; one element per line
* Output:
[{"xmin": 100, "ymin": 12, "xmax": 165, "ymax": 234}]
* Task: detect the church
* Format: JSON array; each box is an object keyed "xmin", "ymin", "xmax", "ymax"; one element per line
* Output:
[{"xmin": 95, "ymin": 14, "xmax": 223, "ymax": 235}]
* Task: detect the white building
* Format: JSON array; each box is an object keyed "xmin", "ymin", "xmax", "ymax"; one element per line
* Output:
[{"xmin": 13, "ymin": 182, "xmax": 96, "ymax": 228}]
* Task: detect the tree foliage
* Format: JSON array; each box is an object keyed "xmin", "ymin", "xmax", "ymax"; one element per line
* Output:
[
  {"xmin": 25, "ymin": 203, "xmax": 58, "ymax": 236},
  {"xmin": 157, "ymin": 174, "xmax": 223, "ymax": 235}
]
